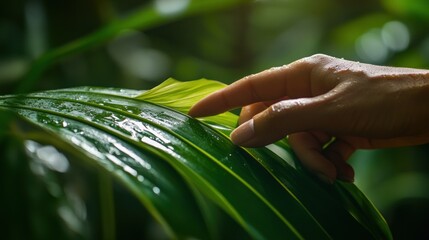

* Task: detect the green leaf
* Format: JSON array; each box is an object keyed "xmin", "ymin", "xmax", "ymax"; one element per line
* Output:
[
  {"xmin": 335, "ymin": 182, "xmax": 393, "ymax": 240},
  {"xmin": 137, "ymin": 78, "xmax": 238, "ymax": 129},
  {"xmin": 0, "ymin": 79, "xmax": 392, "ymax": 239}
]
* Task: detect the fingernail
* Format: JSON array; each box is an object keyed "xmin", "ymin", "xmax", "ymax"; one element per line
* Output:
[
  {"xmin": 231, "ymin": 119, "xmax": 254, "ymax": 145},
  {"xmin": 316, "ymin": 173, "xmax": 334, "ymax": 184}
]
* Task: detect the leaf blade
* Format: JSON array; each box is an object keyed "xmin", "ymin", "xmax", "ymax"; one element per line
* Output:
[{"xmin": 0, "ymin": 79, "xmax": 392, "ymax": 239}]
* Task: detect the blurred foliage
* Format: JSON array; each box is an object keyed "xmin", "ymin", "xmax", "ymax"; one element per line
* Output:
[{"xmin": 1, "ymin": 0, "xmax": 429, "ymax": 239}]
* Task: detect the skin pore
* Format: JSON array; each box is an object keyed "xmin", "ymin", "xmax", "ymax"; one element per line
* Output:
[{"xmin": 189, "ymin": 54, "xmax": 429, "ymax": 183}]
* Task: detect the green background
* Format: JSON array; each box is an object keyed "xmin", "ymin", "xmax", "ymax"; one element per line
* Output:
[{"xmin": 1, "ymin": 0, "xmax": 429, "ymax": 239}]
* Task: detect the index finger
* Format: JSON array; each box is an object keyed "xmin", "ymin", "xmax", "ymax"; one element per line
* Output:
[{"xmin": 188, "ymin": 58, "xmax": 314, "ymax": 117}]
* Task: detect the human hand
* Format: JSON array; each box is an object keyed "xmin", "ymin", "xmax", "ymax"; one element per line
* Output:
[{"xmin": 189, "ymin": 54, "xmax": 429, "ymax": 183}]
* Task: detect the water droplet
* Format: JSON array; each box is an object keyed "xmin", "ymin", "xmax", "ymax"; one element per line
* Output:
[
  {"xmin": 137, "ymin": 175, "xmax": 144, "ymax": 182},
  {"xmin": 25, "ymin": 140, "xmax": 70, "ymax": 173},
  {"xmin": 155, "ymin": 0, "xmax": 190, "ymax": 15},
  {"xmin": 29, "ymin": 161, "xmax": 46, "ymax": 176},
  {"xmin": 36, "ymin": 145, "xmax": 70, "ymax": 173},
  {"xmin": 123, "ymin": 166, "xmax": 138, "ymax": 176},
  {"xmin": 57, "ymin": 205, "xmax": 83, "ymax": 233},
  {"xmin": 242, "ymin": 73, "xmax": 256, "ymax": 80},
  {"xmin": 25, "ymin": 140, "xmax": 40, "ymax": 154},
  {"xmin": 268, "ymin": 66, "xmax": 282, "ymax": 72},
  {"xmin": 152, "ymin": 186, "xmax": 160, "ymax": 195}
]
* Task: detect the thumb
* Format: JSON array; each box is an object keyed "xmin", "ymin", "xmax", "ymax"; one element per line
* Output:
[{"xmin": 231, "ymin": 97, "xmax": 330, "ymax": 147}]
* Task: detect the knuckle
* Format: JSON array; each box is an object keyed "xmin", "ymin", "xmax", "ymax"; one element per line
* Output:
[
  {"xmin": 293, "ymin": 54, "xmax": 334, "ymax": 77},
  {"xmin": 304, "ymin": 54, "xmax": 332, "ymax": 65}
]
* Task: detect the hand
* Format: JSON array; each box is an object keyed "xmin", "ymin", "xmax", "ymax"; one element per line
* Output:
[{"xmin": 189, "ymin": 54, "xmax": 429, "ymax": 183}]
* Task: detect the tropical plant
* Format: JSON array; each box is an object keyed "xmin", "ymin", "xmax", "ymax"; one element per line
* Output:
[
  {"xmin": 3, "ymin": 0, "xmax": 429, "ymax": 238},
  {"xmin": 0, "ymin": 78, "xmax": 392, "ymax": 239}
]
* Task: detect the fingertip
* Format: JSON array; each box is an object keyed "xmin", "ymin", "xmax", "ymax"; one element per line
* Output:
[
  {"xmin": 188, "ymin": 103, "xmax": 202, "ymax": 117},
  {"xmin": 188, "ymin": 92, "xmax": 221, "ymax": 117},
  {"xmin": 323, "ymin": 139, "xmax": 356, "ymax": 182},
  {"xmin": 230, "ymin": 119, "xmax": 255, "ymax": 145}
]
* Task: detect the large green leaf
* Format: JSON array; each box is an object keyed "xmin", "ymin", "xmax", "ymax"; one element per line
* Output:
[{"xmin": 0, "ymin": 79, "xmax": 392, "ymax": 239}]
